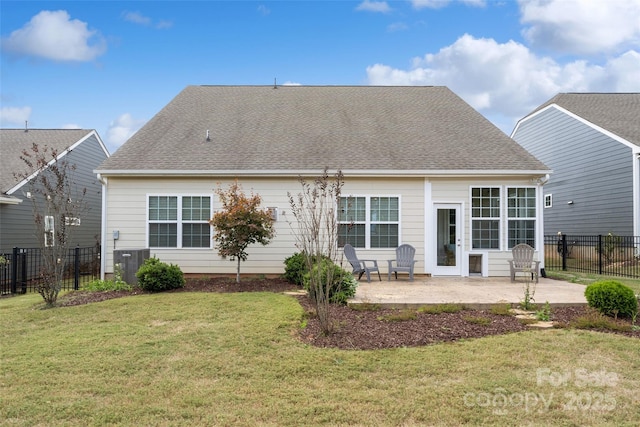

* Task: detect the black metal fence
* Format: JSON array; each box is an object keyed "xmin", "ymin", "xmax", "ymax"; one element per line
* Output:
[
  {"xmin": 0, "ymin": 245, "xmax": 100, "ymax": 295},
  {"xmin": 544, "ymin": 234, "xmax": 640, "ymax": 279}
]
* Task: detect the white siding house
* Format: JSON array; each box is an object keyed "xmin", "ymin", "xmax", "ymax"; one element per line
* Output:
[{"xmin": 96, "ymin": 86, "xmax": 551, "ymax": 278}]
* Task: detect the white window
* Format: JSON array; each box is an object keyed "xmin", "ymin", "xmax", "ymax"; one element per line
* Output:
[
  {"xmin": 507, "ymin": 187, "xmax": 536, "ymax": 248},
  {"xmin": 65, "ymin": 217, "xmax": 81, "ymax": 226},
  {"xmin": 148, "ymin": 195, "xmax": 212, "ymax": 248},
  {"xmin": 338, "ymin": 196, "xmax": 399, "ymax": 248},
  {"xmin": 471, "ymin": 187, "xmax": 500, "ymax": 249},
  {"xmin": 44, "ymin": 215, "xmax": 55, "ymax": 247},
  {"xmin": 544, "ymin": 194, "xmax": 552, "ymax": 208}
]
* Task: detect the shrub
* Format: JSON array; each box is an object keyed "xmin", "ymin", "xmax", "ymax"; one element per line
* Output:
[
  {"xmin": 136, "ymin": 257, "xmax": 185, "ymax": 292},
  {"xmin": 283, "ymin": 252, "xmax": 306, "ymax": 286},
  {"xmin": 584, "ymin": 280, "xmax": 638, "ymax": 319},
  {"xmin": 283, "ymin": 252, "xmax": 331, "ymax": 287},
  {"xmin": 82, "ymin": 279, "xmax": 132, "ymax": 292},
  {"xmin": 303, "ymin": 259, "xmax": 357, "ymax": 305}
]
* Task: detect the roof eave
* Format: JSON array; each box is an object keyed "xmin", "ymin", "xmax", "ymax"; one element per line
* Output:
[{"xmin": 95, "ymin": 168, "xmax": 553, "ymax": 178}]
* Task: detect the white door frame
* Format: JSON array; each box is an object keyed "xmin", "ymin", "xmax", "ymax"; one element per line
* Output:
[{"xmin": 432, "ymin": 203, "xmax": 463, "ymax": 276}]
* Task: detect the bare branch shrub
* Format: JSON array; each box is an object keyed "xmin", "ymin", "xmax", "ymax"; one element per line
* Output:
[
  {"xmin": 14, "ymin": 143, "xmax": 88, "ymax": 307},
  {"xmin": 287, "ymin": 168, "xmax": 344, "ymax": 334}
]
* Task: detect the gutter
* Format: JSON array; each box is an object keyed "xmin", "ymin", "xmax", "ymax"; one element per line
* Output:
[
  {"xmin": 0, "ymin": 195, "xmax": 23, "ymax": 205},
  {"xmin": 94, "ymin": 169, "xmax": 554, "ymax": 178},
  {"xmin": 97, "ymin": 173, "xmax": 107, "ymax": 280}
]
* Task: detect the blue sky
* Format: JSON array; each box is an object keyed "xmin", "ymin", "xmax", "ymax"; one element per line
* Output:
[{"xmin": 1, "ymin": 0, "xmax": 639, "ymax": 153}]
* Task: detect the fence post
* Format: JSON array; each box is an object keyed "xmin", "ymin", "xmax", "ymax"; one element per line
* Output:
[
  {"xmin": 11, "ymin": 247, "xmax": 18, "ymax": 294},
  {"xmin": 561, "ymin": 234, "xmax": 567, "ymax": 271},
  {"xmin": 74, "ymin": 245, "xmax": 80, "ymax": 290},
  {"xmin": 598, "ymin": 235, "xmax": 603, "ymax": 275}
]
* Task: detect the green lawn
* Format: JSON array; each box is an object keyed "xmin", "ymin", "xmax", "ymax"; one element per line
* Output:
[
  {"xmin": 1, "ymin": 291, "xmax": 639, "ymax": 426},
  {"xmin": 545, "ymin": 270, "xmax": 640, "ymax": 294}
]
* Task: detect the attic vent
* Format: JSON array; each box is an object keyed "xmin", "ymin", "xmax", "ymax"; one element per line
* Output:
[
  {"xmin": 267, "ymin": 207, "xmax": 278, "ymax": 221},
  {"xmin": 206, "ymin": 129, "xmax": 211, "ymax": 142}
]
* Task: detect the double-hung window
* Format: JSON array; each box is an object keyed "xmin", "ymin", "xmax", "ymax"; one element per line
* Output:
[
  {"xmin": 471, "ymin": 187, "xmax": 500, "ymax": 249},
  {"xmin": 338, "ymin": 196, "xmax": 399, "ymax": 248},
  {"xmin": 507, "ymin": 187, "xmax": 536, "ymax": 248},
  {"xmin": 148, "ymin": 195, "xmax": 211, "ymax": 248}
]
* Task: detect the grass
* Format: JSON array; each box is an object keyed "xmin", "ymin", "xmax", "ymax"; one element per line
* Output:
[
  {"xmin": 418, "ymin": 303, "xmax": 465, "ymax": 314},
  {"xmin": 2, "ymin": 292, "xmax": 640, "ymax": 426},
  {"xmin": 463, "ymin": 315, "xmax": 492, "ymax": 326},
  {"xmin": 490, "ymin": 303, "xmax": 513, "ymax": 316},
  {"xmin": 545, "ymin": 270, "xmax": 640, "ymax": 294},
  {"xmin": 378, "ymin": 309, "xmax": 417, "ymax": 322}
]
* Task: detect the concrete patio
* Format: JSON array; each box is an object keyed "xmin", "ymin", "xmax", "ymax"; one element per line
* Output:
[{"xmin": 348, "ymin": 276, "xmax": 588, "ymax": 310}]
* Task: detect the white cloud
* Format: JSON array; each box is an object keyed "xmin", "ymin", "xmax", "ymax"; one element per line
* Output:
[
  {"xmin": 106, "ymin": 113, "xmax": 146, "ymax": 150},
  {"xmin": 356, "ymin": 1, "xmax": 392, "ymax": 13},
  {"xmin": 411, "ymin": 0, "xmax": 485, "ymax": 9},
  {"xmin": 282, "ymin": 81, "xmax": 302, "ymax": 86},
  {"xmin": 122, "ymin": 11, "xmax": 151, "ymax": 26},
  {"xmin": 257, "ymin": 5, "xmax": 271, "ymax": 16},
  {"xmin": 411, "ymin": 0, "xmax": 451, "ymax": 9},
  {"xmin": 62, "ymin": 123, "xmax": 81, "ymax": 129},
  {"xmin": 387, "ymin": 22, "xmax": 409, "ymax": 32},
  {"xmin": 0, "ymin": 106, "xmax": 32, "ymax": 126},
  {"xmin": 519, "ymin": 0, "xmax": 640, "ymax": 55},
  {"xmin": 366, "ymin": 34, "xmax": 640, "ymax": 133},
  {"xmin": 0, "ymin": 10, "xmax": 106, "ymax": 61},
  {"xmin": 122, "ymin": 11, "xmax": 173, "ymax": 29}
]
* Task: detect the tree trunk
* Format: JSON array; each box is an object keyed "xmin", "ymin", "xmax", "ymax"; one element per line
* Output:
[{"xmin": 236, "ymin": 258, "xmax": 241, "ymax": 283}]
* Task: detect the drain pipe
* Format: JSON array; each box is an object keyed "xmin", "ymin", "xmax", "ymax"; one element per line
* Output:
[{"xmin": 97, "ymin": 173, "xmax": 107, "ymax": 280}]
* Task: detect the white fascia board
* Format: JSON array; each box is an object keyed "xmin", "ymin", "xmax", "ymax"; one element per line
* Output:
[
  {"xmin": 512, "ymin": 104, "xmax": 637, "ymax": 151},
  {"xmin": 6, "ymin": 129, "xmax": 98, "ymax": 195},
  {"xmin": 94, "ymin": 169, "xmax": 552, "ymax": 178},
  {"xmin": 0, "ymin": 195, "xmax": 23, "ymax": 205}
]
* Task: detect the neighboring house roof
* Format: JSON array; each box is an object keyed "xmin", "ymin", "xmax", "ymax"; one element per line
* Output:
[
  {"xmin": 525, "ymin": 93, "xmax": 640, "ymax": 147},
  {"xmin": 1, "ymin": 129, "xmax": 107, "ymax": 196},
  {"xmin": 97, "ymin": 85, "xmax": 549, "ymax": 176}
]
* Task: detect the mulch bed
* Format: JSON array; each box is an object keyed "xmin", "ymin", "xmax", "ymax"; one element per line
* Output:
[{"xmin": 53, "ymin": 277, "xmax": 639, "ymax": 350}]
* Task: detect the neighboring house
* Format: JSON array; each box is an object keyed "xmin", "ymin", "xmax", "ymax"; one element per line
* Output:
[
  {"xmin": 511, "ymin": 93, "xmax": 640, "ymax": 236},
  {"xmin": 0, "ymin": 129, "xmax": 110, "ymax": 253},
  {"xmin": 95, "ymin": 85, "xmax": 550, "ymax": 278}
]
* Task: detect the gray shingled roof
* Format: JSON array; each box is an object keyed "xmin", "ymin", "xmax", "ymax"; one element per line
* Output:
[
  {"xmin": 533, "ymin": 93, "xmax": 640, "ymax": 147},
  {"xmin": 97, "ymin": 85, "xmax": 548, "ymax": 175},
  {"xmin": 1, "ymin": 129, "xmax": 94, "ymax": 194}
]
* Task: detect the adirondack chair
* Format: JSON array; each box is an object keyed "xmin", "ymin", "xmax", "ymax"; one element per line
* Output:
[
  {"xmin": 343, "ymin": 244, "xmax": 381, "ymax": 282},
  {"xmin": 387, "ymin": 244, "xmax": 417, "ymax": 281},
  {"xmin": 508, "ymin": 243, "xmax": 540, "ymax": 283}
]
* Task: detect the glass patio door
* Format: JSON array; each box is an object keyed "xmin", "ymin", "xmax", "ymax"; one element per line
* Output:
[{"xmin": 433, "ymin": 204, "xmax": 462, "ymax": 275}]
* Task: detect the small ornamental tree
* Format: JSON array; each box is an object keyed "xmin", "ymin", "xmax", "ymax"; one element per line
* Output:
[
  {"xmin": 14, "ymin": 143, "xmax": 88, "ymax": 307},
  {"xmin": 287, "ymin": 168, "xmax": 344, "ymax": 334},
  {"xmin": 209, "ymin": 181, "xmax": 275, "ymax": 283}
]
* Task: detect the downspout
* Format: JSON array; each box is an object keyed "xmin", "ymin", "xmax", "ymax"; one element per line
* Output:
[
  {"xmin": 634, "ymin": 152, "xmax": 640, "ymax": 241},
  {"xmin": 536, "ymin": 174, "xmax": 550, "ymax": 272},
  {"xmin": 97, "ymin": 173, "xmax": 107, "ymax": 280}
]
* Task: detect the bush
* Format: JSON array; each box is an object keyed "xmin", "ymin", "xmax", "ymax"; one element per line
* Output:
[
  {"xmin": 303, "ymin": 259, "xmax": 358, "ymax": 305},
  {"xmin": 136, "ymin": 257, "xmax": 185, "ymax": 292},
  {"xmin": 82, "ymin": 279, "xmax": 132, "ymax": 292},
  {"xmin": 283, "ymin": 252, "xmax": 306, "ymax": 286},
  {"xmin": 283, "ymin": 252, "xmax": 331, "ymax": 287},
  {"xmin": 584, "ymin": 280, "xmax": 638, "ymax": 319}
]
